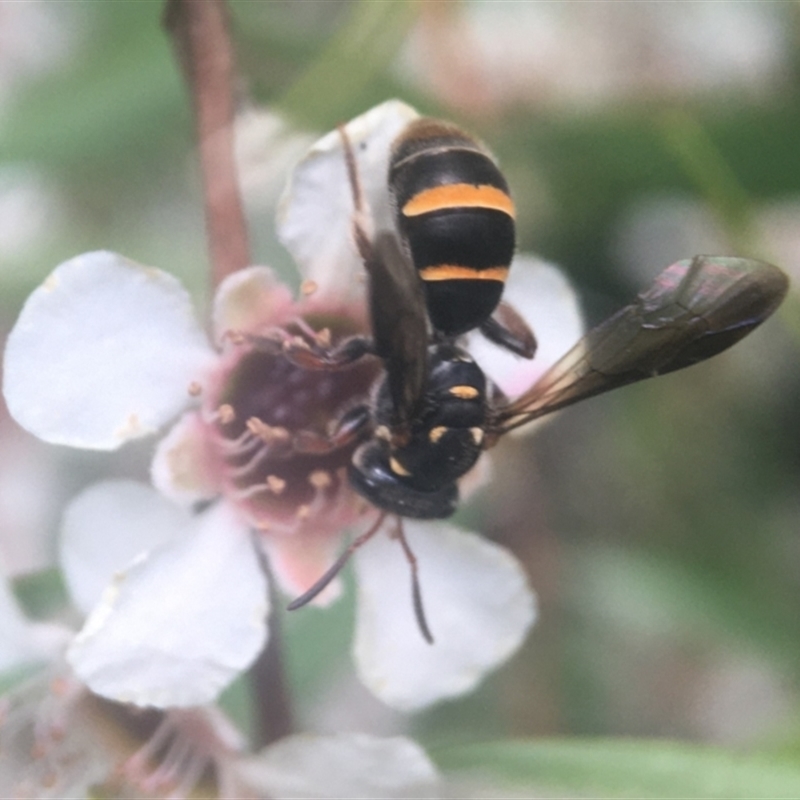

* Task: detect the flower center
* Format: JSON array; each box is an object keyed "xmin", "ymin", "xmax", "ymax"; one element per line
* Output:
[{"xmin": 210, "ymin": 314, "xmax": 380, "ymax": 534}]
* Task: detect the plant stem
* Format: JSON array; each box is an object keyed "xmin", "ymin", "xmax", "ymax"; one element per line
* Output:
[
  {"xmin": 164, "ymin": 0, "xmax": 250, "ymax": 288},
  {"xmin": 249, "ymin": 559, "xmax": 294, "ymax": 747},
  {"xmin": 164, "ymin": 0, "xmax": 292, "ymax": 745}
]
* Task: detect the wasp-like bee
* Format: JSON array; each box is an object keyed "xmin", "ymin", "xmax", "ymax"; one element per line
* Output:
[{"xmin": 287, "ymin": 116, "xmax": 789, "ymax": 642}]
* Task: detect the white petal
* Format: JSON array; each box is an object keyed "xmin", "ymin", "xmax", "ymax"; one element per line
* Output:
[
  {"xmin": 467, "ymin": 254, "xmax": 584, "ymax": 399},
  {"xmin": 260, "ymin": 529, "xmax": 343, "ymax": 608},
  {"xmin": 235, "ymin": 108, "xmax": 317, "ymax": 214},
  {"xmin": 238, "ymin": 733, "xmax": 439, "ymax": 799},
  {"xmin": 212, "ymin": 265, "xmax": 295, "ymax": 343},
  {"xmin": 151, "ymin": 412, "xmax": 220, "ymax": 508},
  {"xmin": 276, "ymin": 100, "xmax": 419, "ymax": 295},
  {"xmin": 353, "ymin": 521, "xmax": 536, "ymax": 712},
  {"xmin": 3, "ymin": 251, "xmax": 215, "ymax": 449},
  {"xmin": 60, "ymin": 480, "xmax": 195, "ymax": 616},
  {"xmin": 67, "ymin": 503, "xmax": 268, "ymax": 708}
]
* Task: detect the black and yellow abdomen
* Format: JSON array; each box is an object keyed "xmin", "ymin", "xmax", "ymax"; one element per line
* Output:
[{"xmin": 389, "ymin": 119, "xmax": 516, "ymax": 337}]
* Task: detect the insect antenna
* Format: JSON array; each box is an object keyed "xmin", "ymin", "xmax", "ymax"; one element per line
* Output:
[
  {"xmin": 286, "ymin": 512, "xmax": 387, "ymax": 611},
  {"xmin": 338, "ymin": 124, "xmax": 373, "ymax": 262},
  {"xmin": 338, "ymin": 124, "xmax": 364, "ymax": 212}
]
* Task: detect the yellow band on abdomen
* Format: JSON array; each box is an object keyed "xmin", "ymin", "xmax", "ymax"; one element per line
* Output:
[
  {"xmin": 402, "ymin": 184, "xmax": 515, "ymax": 218},
  {"xmin": 418, "ymin": 265, "xmax": 509, "ymax": 282}
]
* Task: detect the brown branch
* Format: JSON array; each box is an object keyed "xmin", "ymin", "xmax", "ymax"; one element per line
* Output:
[
  {"xmin": 164, "ymin": 0, "xmax": 250, "ymax": 287},
  {"xmin": 249, "ymin": 549, "xmax": 294, "ymax": 747}
]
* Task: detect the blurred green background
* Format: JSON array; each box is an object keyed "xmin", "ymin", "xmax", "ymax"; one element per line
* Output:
[{"xmin": 2, "ymin": 0, "xmax": 800, "ymax": 776}]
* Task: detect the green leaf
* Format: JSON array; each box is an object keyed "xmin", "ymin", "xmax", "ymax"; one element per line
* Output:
[
  {"xmin": 659, "ymin": 109, "xmax": 756, "ymax": 253},
  {"xmin": 12, "ymin": 569, "xmax": 69, "ymax": 620},
  {"xmin": 434, "ymin": 738, "xmax": 800, "ymax": 798},
  {"xmin": 276, "ymin": 0, "xmax": 416, "ymax": 130}
]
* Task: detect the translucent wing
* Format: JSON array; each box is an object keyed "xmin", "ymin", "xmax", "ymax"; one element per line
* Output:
[
  {"xmin": 363, "ymin": 231, "xmax": 429, "ymax": 433},
  {"xmin": 490, "ymin": 256, "xmax": 788, "ymax": 435}
]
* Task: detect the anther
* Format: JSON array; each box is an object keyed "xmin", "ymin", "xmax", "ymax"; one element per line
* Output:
[
  {"xmin": 265, "ymin": 475, "xmax": 286, "ymax": 494},
  {"xmin": 470, "ymin": 427, "xmax": 485, "ymax": 445},
  {"xmin": 218, "ymin": 404, "xmax": 236, "ymax": 425},
  {"xmin": 296, "ymin": 504, "xmax": 311, "ymax": 519},
  {"xmin": 300, "ymin": 279, "xmax": 318, "ymax": 296},
  {"xmin": 247, "ymin": 418, "xmax": 290, "ymax": 443},
  {"xmin": 309, "ymin": 469, "xmax": 332, "ymax": 489},
  {"xmin": 315, "ymin": 327, "xmax": 332, "ymax": 348},
  {"xmin": 283, "ymin": 335, "xmax": 310, "ymax": 352},
  {"xmin": 188, "ymin": 381, "xmax": 202, "ymax": 397}
]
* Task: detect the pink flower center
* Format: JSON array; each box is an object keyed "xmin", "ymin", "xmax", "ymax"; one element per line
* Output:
[{"xmin": 209, "ymin": 313, "xmax": 380, "ymax": 535}]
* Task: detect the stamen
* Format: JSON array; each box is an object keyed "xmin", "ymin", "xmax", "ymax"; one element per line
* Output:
[
  {"xmin": 215, "ymin": 427, "xmax": 261, "ymax": 456},
  {"xmin": 123, "ymin": 715, "xmax": 174, "ymax": 784},
  {"xmin": 169, "ymin": 750, "xmax": 208, "ymax": 800},
  {"xmin": 308, "ymin": 469, "xmax": 332, "ymax": 489},
  {"xmin": 124, "ymin": 708, "xmax": 242, "ymax": 800},
  {"xmin": 225, "ymin": 445, "xmax": 275, "ymax": 481},
  {"xmin": 265, "ymin": 475, "xmax": 286, "ymax": 494},
  {"xmin": 224, "ymin": 423, "xmax": 292, "ymax": 479},
  {"xmin": 291, "ymin": 316, "xmax": 322, "ymax": 342},
  {"xmin": 283, "ymin": 335, "xmax": 310, "ymax": 355},
  {"xmin": 141, "ymin": 732, "xmax": 191, "ymax": 793},
  {"xmin": 217, "ymin": 404, "xmax": 236, "ymax": 424},
  {"xmin": 202, "ymin": 403, "xmax": 237, "ymax": 426},
  {"xmin": 229, "ymin": 482, "xmax": 272, "ymax": 501},
  {"xmin": 301, "ymin": 482, "xmax": 340, "ymax": 523},
  {"xmin": 246, "ymin": 418, "xmax": 290, "ymax": 444},
  {"xmin": 315, "ymin": 327, "xmax": 332, "ymax": 348}
]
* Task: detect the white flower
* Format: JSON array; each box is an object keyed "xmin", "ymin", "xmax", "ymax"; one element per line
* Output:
[
  {"xmin": 111, "ymin": 707, "xmax": 441, "ymax": 800},
  {"xmin": 1, "ymin": 673, "xmax": 439, "ymax": 800},
  {"xmin": 3, "ymin": 100, "xmax": 582, "ymax": 713},
  {"xmin": 0, "ymin": 558, "xmax": 440, "ymax": 799}
]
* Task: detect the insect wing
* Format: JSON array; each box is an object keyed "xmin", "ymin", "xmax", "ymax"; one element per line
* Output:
[
  {"xmin": 365, "ymin": 231, "xmax": 429, "ymax": 431},
  {"xmin": 492, "ymin": 256, "xmax": 788, "ymax": 434}
]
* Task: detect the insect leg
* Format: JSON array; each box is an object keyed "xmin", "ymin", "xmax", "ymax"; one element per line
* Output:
[
  {"xmin": 480, "ymin": 300, "xmax": 537, "ymax": 359},
  {"xmin": 286, "ymin": 512, "xmax": 387, "ymax": 610},
  {"xmin": 292, "ymin": 404, "xmax": 372, "ymax": 454},
  {"xmin": 392, "ymin": 518, "xmax": 434, "ymax": 645}
]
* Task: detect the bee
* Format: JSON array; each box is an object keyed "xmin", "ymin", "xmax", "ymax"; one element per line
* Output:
[{"xmin": 287, "ymin": 117, "xmax": 789, "ymax": 642}]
